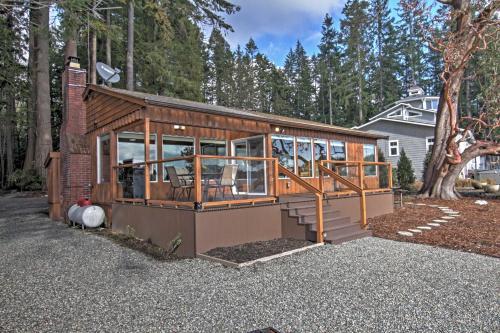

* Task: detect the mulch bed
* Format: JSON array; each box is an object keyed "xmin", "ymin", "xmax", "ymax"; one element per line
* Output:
[
  {"xmin": 369, "ymin": 197, "xmax": 499, "ymax": 258},
  {"xmin": 88, "ymin": 228, "xmax": 180, "ymax": 261},
  {"xmin": 204, "ymin": 238, "xmax": 314, "ymax": 263}
]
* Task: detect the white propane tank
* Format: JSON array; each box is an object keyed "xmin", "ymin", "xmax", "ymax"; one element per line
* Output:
[
  {"xmin": 67, "ymin": 204, "xmax": 79, "ymax": 221},
  {"xmin": 71, "ymin": 205, "xmax": 105, "ymax": 228}
]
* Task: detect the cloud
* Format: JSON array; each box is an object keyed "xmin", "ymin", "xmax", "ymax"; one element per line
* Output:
[{"xmin": 224, "ymin": 0, "xmax": 346, "ymax": 48}]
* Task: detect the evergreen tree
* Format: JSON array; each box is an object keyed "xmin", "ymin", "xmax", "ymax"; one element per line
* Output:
[
  {"xmin": 205, "ymin": 28, "xmax": 234, "ymax": 106},
  {"xmin": 242, "ymin": 38, "xmax": 258, "ymax": 109},
  {"xmin": 317, "ymin": 14, "xmax": 342, "ymax": 124},
  {"xmin": 397, "ymin": 149, "xmax": 415, "ymax": 190},
  {"xmin": 339, "ymin": 0, "xmax": 372, "ymax": 125},
  {"xmin": 232, "ymin": 45, "xmax": 246, "ymax": 108},
  {"xmin": 369, "ymin": 0, "xmax": 402, "ymax": 115}
]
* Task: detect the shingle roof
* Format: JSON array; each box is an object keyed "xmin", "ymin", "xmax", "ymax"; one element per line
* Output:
[{"xmin": 86, "ymin": 85, "xmax": 386, "ymax": 139}]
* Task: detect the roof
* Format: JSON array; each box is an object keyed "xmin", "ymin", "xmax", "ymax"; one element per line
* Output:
[
  {"xmin": 353, "ymin": 117, "xmax": 435, "ymax": 130},
  {"xmin": 84, "ymin": 85, "xmax": 386, "ymax": 139}
]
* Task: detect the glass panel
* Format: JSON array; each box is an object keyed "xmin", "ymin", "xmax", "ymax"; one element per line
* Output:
[
  {"xmin": 363, "ymin": 144, "xmax": 376, "ymax": 176},
  {"xmin": 201, "ymin": 140, "xmax": 226, "ymax": 175},
  {"xmin": 117, "ymin": 132, "xmax": 157, "ymax": 182},
  {"xmin": 297, "ymin": 138, "xmax": 312, "ymax": 177},
  {"xmin": 98, "ymin": 134, "xmax": 110, "ymax": 183},
  {"xmin": 272, "ymin": 135, "xmax": 295, "ymax": 177},
  {"xmin": 232, "ymin": 137, "xmax": 266, "ymax": 194},
  {"xmin": 162, "ymin": 136, "xmax": 195, "ymax": 181},
  {"xmin": 314, "ymin": 139, "xmax": 327, "ymax": 176},
  {"xmin": 330, "ymin": 140, "xmax": 347, "ymax": 176}
]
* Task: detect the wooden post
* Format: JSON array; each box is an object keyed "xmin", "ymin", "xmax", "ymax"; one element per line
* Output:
[
  {"xmin": 318, "ymin": 161, "xmax": 324, "ymax": 193},
  {"xmin": 194, "ymin": 155, "xmax": 202, "ymax": 205},
  {"xmin": 144, "ymin": 118, "xmax": 150, "ymax": 204},
  {"xmin": 110, "ymin": 130, "xmax": 117, "ymax": 201},
  {"xmin": 315, "ymin": 193, "xmax": 324, "ymax": 243},
  {"xmin": 360, "ymin": 191, "xmax": 367, "ymax": 227},
  {"xmin": 358, "ymin": 162, "xmax": 365, "ymax": 190},
  {"xmin": 273, "ymin": 159, "xmax": 279, "ymax": 197},
  {"xmin": 388, "ymin": 163, "xmax": 393, "ymax": 189}
]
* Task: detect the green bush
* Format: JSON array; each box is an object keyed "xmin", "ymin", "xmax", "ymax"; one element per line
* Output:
[
  {"xmin": 7, "ymin": 169, "xmax": 43, "ymax": 191},
  {"xmin": 397, "ymin": 150, "xmax": 415, "ymax": 190}
]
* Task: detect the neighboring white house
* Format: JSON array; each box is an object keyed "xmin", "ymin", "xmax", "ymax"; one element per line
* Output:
[{"xmin": 354, "ymin": 85, "xmax": 483, "ymax": 179}]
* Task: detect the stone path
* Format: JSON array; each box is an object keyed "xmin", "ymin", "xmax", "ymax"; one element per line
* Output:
[{"xmin": 398, "ymin": 203, "xmax": 463, "ymax": 237}]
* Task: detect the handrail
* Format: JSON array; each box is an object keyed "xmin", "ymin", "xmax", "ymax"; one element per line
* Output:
[
  {"xmin": 318, "ymin": 164, "xmax": 367, "ymax": 227},
  {"xmin": 323, "ymin": 160, "xmax": 391, "ymax": 166},
  {"xmin": 278, "ymin": 165, "xmax": 324, "ymax": 243}
]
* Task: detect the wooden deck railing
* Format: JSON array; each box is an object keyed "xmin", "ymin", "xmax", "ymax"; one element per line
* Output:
[{"xmin": 278, "ymin": 165, "xmax": 324, "ymax": 243}]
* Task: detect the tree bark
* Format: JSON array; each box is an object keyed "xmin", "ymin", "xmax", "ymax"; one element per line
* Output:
[
  {"xmin": 126, "ymin": 0, "xmax": 134, "ymax": 91},
  {"xmin": 33, "ymin": 3, "xmax": 52, "ymax": 178},
  {"xmin": 24, "ymin": 5, "xmax": 36, "ymax": 171}
]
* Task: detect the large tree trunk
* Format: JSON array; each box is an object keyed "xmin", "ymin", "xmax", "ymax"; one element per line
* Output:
[
  {"xmin": 419, "ymin": 0, "xmax": 499, "ymax": 199},
  {"xmin": 33, "ymin": 3, "xmax": 52, "ymax": 178},
  {"xmin": 24, "ymin": 5, "xmax": 36, "ymax": 171},
  {"xmin": 126, "ymin": 0, "xmax": 134, "ymax": 91}
]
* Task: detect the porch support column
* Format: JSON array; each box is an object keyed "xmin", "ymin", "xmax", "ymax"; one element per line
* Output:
[
  {"xmin": 110, "ymin": 130, "xmax": 117, "ymax": 202},
  {"xmin": 144, "ymin": 118, "xmax": 150, "ymax": 203}
]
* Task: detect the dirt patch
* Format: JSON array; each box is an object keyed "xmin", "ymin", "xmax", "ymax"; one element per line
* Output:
[
  {"xmin": 204, "ymin": 238, "xmax": 314, "ymax": 263},
  {"xmin": 369, "ymin": 197, "xmax": 499, "ymax": 258},
  {"xmin": 88, "ymin": 228, "xmax": 181, "ymax": 261}
]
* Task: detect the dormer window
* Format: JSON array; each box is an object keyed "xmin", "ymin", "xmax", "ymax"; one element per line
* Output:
[{"xmin": 425, "ymin": 99, "xmax": 438, "ymax": 110}]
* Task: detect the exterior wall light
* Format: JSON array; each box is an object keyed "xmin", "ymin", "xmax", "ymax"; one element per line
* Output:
[
  {"xmin": 274, "ymin": 126, "xmax": 284, "ymax": 133},
  {"xmin": 174, "ymin": 124, "xmax": 186, "ymax": 130}
]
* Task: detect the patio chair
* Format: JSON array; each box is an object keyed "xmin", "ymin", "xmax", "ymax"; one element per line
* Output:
[
  {"xmin": 205, "ymin": 164, "xmax": 239, "ymax": 200},
  {"xmin": 166, "ymin": 166, "xmax": 194, "ymax": 201}
]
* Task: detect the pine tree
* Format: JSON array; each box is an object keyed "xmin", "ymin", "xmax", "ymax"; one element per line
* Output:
[
  {"xmin": 397, "ymin": 149, "xmax": 415, "ymax": 190},
  {"xmin": 369, "ymin": 0, "xmax": 402, "ymax": 115},
  {"xmin": 339, "ymin": 0, "xmax": 372, "ymax": 125},
  {"xmin": 317, "ymin": 14, "xmax": 342, "ymax": 125},
  {"xmin": 205, "ymin": 28, "xmax": 234, "ymax": 106}
]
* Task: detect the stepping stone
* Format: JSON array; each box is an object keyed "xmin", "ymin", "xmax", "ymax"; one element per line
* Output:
[
  {"xmin": 449, "ymin": 215, "xmax": 460, "ymax": 217},
  {"xmin": 433, "ymin": 219, "xmax": 448, "ymax": 223},
  {"xmin": 438, "ymin": 206, "xmax": 449, "ymax": 209},
  {"xmin": 428, "ymin": 205, "xmax": 439, "ymax": 207},
  {"xmin": 406, "ymin": 202, "xmax": 415, "ymax": 205},
  {"xmin": 398, "ymin": 231, "xmax": 414, "ymax": 236},
  {"xmin": 408, "ymin": 229, "xmax": 422, "ymax": 233},
  {"xmin": 415, "ymin": 203, "xmax": 427, "ymax": 206},
  {"xmin": 417, "ymin": 226, "xmax": 432, "ymax": 230},
  {"xmin": 441, "ymin": 216, "xmax": 455, "ymax": 219},
  {"xmin": 428, "ymin": 223, "xmax": 441, "ymax": 227}
]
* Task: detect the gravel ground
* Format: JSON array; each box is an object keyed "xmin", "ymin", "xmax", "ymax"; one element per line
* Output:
[{"xmin": 0, "ymin": 198, "xmax": 499, "ymax": 332}]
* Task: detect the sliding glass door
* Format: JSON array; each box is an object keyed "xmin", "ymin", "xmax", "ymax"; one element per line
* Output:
[{"xmin": 231, "ymin": 136, "xmax": 267, "ymax": 195}]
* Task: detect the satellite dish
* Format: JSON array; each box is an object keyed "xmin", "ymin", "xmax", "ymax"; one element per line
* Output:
[{"xmin": 96, "ymin": 62, "xmax": 121, "ymax": 84}]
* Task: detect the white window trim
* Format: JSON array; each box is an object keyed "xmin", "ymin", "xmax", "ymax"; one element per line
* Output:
[
  {"xmin": 271, "ymin": 135, "xmax": 296, "ymax": 178},
  {"xmin": 388, "ymin": 140, "xmax": 400, "ymax": 157},
  {"xmin": 426, "ymin": 136, "xmax": 434, "ymax": 152},
  {"xmin": 161, "ymin": 134, "xmax": 196, "ymax": 182}
]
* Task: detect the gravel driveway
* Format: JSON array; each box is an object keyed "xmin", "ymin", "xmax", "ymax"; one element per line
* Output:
[{"xmin": 0, "ymin": 197, "xmax": 499, "ymax": 332}]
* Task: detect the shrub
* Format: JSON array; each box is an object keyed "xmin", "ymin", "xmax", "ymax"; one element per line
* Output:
[
  {"xmin": 397, "ymin": 150, "xmax": 415, "ymax": 190},
  {"xmin": 7, "ymin": 169, "xmax": 43, "ymax": 191},
  {"xmin": 422, "ymin": 150, "xmax": 432, "ymax": 181},
  {"xmin": 455, "ymin": 178, "xmax": 472, "ymax": 188}
]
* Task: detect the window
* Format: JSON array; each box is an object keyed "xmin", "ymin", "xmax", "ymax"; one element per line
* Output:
[
  {"xmin": 200, "ymin": 139, "xmax": 226, "ymax": 175},
  {"xmin": 425, "ymin": 99, "xmax": 438, "ymax": 110},
  {"xmin": 330, "ymin": 140, "xmax": 347, "ymax": 176},
  {"xmin": 426, "ymin": 137, "xmax": 434, "ymax": 152},
  {"xmin": 162, "ymin": 136, "xmax": 195, "ymax": 181},
  {"xmin": 117, "ymin": 132, "xmax": 158, "ymax": 182},
  {"xmin": 97, "ymin": 134, "xmax": 110, "ymax": 184},
  {"xmin": 314, "ymin": 139, "xmax": 328, "ymax": 176},
  {"xmin": 389, "ymin": 140, "xmax": 399, "ymax": 156},
  {"xmin": 296, "ymin": 138, "xmax": 313, "ymax": 177},
  {"xmin": 363, "ymin": 144, "xmax": 376, "ymax": 176},
  {"xmin": 272, "ymin": 135, "xmax": 295, "ymax": 177}
]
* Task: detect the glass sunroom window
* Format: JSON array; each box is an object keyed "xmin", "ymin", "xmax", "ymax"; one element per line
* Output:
[
  {"xmin": 297, "ymin": 138, "xmax": 313, "ymax": 177},
  {"xmin": 314, "ymin": 139, "xmax": 328, "ymax": 176},
  {"xmin": 363, "ymin": 144, "xmax": 376, "ymax": 176},
  {"xmin": 162, "ymin": 136, "xmax": 195, "ymax": 181},
  {"xmin": 117, "ymin": 132, "xmax": 158, "ymax": 182},
  {"xmin": 97, "ymin": 134, "xmax": 110, "ymax": 183},
  {"xmin": 200, "ymin": 139, "xmax": 226, "ymax": 175},
  {"xmin": 330, "ymin": 140, "xmax": 347, "ymax": 175},
  {"xmin": 272, "ymin": 135, "xmax": 295, "ymax": 177}
]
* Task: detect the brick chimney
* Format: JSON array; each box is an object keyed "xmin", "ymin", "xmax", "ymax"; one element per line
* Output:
[{"xmin": 60, "ymin": 57, "xmax": 91, "ymax": 218}]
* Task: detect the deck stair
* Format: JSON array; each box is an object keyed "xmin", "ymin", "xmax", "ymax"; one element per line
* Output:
[{"xmin": 281, "ymin": 200, "xmax": 371, "ymax": 244}]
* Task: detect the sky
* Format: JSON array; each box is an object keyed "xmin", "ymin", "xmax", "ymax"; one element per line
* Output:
[{"xmin": 218, "ymin": 0, "xmax": 398, "ymax": 66}]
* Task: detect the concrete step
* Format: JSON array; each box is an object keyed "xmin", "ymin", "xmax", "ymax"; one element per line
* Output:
[{"xmin": 325, "ymin": 229, "xmax": 372, "ymax": 245}]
